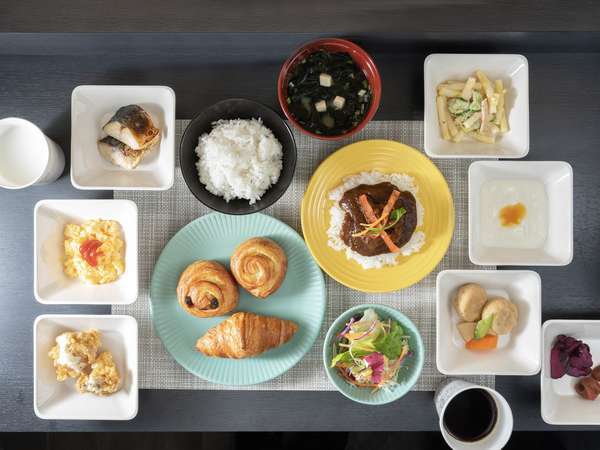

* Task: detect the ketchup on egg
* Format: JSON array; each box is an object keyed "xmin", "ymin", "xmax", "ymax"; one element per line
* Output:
[{"xmin": 80, "ymin": 239, "xmax": 103, "ymax": 267}]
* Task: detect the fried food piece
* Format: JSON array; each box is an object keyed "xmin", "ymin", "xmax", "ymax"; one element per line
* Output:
[
  {"xmin": 48, "ymin": 330, "xmax": 101, "ymax": 381},
  {"xmin": 481, "ymin": 297, "xmax": 518, "ymax": 335},
  {"xmin": 76, "ymin": 351, "xmax": 121, "ymax": 396},
  {"xmin": 453, "ymin": 283, "xmax": 487, "ymax": 322}
]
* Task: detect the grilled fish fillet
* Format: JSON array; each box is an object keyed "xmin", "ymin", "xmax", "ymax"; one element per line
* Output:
[
  {"xmin": 97, "ymin": 136, "xmax": 145, "ymax": 170},
  {"xmin": 102, "ymin": 104, "xmax": 160, "ymax": 150}
]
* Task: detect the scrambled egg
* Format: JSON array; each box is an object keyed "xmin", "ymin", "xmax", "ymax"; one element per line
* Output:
[{"xmin": 63, "ymin": 219, "xmax": 125, "ymax": 284}]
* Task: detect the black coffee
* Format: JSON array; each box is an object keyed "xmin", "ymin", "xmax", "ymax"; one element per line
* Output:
[{"xmin": 442, "ymin": 388, "xmax": 498, "ymax": 442}]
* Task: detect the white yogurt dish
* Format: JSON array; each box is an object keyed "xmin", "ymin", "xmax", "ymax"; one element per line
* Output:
[
  {"xmin": 469, "ymin": 161, "xmax": 573, "ymax": 266},
  {"xmin": 479, "ymin": 178, "xmax": 548, "ymax": 250}
]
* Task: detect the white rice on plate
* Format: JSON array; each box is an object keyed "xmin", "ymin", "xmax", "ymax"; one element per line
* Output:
[
  {"xmin": 327, "ymin": 171, "xmax": 426, "ymax": 269},
  {"xmin": 195, "ymin": 118, "xmax": 283, "ymax": 204}
]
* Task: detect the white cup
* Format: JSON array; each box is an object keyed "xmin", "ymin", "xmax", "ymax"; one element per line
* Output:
[
  {"xmin": 0, "ymin": 117, "xmax": 65, "ymax": 189},
  {"xmin": 434, "ymin": 378, "xmax": 513, "ymax": 450}
]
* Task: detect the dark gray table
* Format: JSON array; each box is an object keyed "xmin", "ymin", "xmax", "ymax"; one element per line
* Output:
[{"xmin": 1, "ymin": 32, "xmax": 600, "ymax": 432}]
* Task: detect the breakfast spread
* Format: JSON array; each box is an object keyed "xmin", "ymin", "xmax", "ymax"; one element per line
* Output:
[
  {"xmin": 230, "ymin": 237, "xmax": 288, "ymax": 299},
  {"xmin": 284, "ymin": 50, "xmax": 372, "ymax": 136},
  {"xmin": 327, "ymin": 171, "xmax": 425, "ymax": 269},
  {"xmin": 49, "ymin": 329, "xmax": 121, "ymax": 396},
  {"xmin": 195, "ymin": 311, "xmax": 298, "ymax": 359},
  {"xmin": 452, "ymin": 283, "xmax": 518, "ymax": 351},
  {"xmin": 330, "ymin": 308, "xmax": 412, "ymax": 389},
  {"xmin": 63, "ymin": 219, "xmax": 125, "ymax": 284},
  {"xmin": 17, "ymin": 37, "xmax": 582, "ymax": 427},
  {"xmin": 195, "ymin": 118, "xmax": 283, "ymax": 204},
  {"xmin": 436, "ymin": 70, "xmax": 508, "ymax": 143},
  {"xmin": 99, "ymin": 104, "xmax": 160, "ymax": 169},
  {"xmin": 176, "ymin": 260, "xmax": 239, "ymax": 318}
]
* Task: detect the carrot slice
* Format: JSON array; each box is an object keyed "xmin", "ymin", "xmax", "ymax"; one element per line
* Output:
[
  {"xmin": 358, "ymin": 194, "xmax": 401, "ymax": 253},
  {"xmin": 380, "ymin": 190, "xmax": 401, "ymax": 226},
  {"xmin": 465, "ymin": 334, "xmax": 498, "ymax": 351}
]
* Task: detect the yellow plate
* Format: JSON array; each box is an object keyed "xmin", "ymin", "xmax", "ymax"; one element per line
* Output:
[{"xmin": 301, "ymin": 140, "xmax": 455, "ymax": 293}]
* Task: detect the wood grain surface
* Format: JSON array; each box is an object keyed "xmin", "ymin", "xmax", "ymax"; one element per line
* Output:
[{"xmin": 1, "ymin": 1, "xmax": 600, "ymax": 33}]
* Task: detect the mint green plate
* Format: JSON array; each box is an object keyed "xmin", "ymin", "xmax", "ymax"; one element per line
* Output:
[
  {"xmin": 323, "ymin": 304, "xmax": 424, "ymax": 405},
  {"xmin": 150, "ymin": 212, "xmax": 326, "ymax": 385}
]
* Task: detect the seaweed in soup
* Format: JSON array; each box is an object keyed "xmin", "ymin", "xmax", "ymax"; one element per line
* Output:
[{"xmin": 286, "ymin": 50, "xmax": 372, "ymax": 136}]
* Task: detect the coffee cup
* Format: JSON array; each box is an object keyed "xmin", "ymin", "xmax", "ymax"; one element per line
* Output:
[
  {"xmin": 0, "ymin": 117, "xmax": 65, "ymax": 189},
  {"xmin": 434, "ymin": 378, "xmax": 513, "ymax": 450}
]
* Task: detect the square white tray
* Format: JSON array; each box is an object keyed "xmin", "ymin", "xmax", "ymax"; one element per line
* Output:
[
  {"xmin": 541, "ymin": 320, "xmax": 600, "ymax": 425},
  {"xmin": 436, "ymin": 269, "xmax": 541, "ymax": 376},
  {"xmin": 469, "ymin": 161, "xmax": 573, "ymax": 266},
  {"xmin": 71, "ymin": 85, "xmax": 175, "ymax": 190},
  {"xmin": 424, "ymin": 53, "xmax": 529, "ymax": 159},
  {"xmin": 34, "ymin": 314, "xmax": 138, "ymax": 421},
  {"xmin": 34, "ymin": 199, "xmax": 138, "ymax": 305}
]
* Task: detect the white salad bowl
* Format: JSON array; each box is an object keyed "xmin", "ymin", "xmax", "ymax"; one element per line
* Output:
[
  {"xmin": 34, "ymin": 199, "xmax": 138, "ymax": 305},
  {"xmin": 424, "ymin": 53, "xmax": 529, "ymax": 159},
  {"xmin": 34, "ymin": 314, "xmax": 138, "ymax": 421},
  {"xmin": 71, "ymin": 85, "xmax": 175, "ymax": 190},
  {"xmin": 436, "ymin": 270, "xmax": 541, "ymax": 376},
  {"xmin": 469, "ymin": 161, "xmax": 573, "ymax": 266},
  {"xmin": 541, "ymin": 320, "xmax": 600, "ymax": 425}
]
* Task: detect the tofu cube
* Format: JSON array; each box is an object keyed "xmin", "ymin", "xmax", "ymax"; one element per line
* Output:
[
  {"xmin": 314, "ymin": 100, "xmax": 327, "ymax": 112},
  {"xmin": 358, "ymin": 89, "xmax": 366, "ymax": 96},
  {"xmin": 332, "ymin": 96, "xmax": 346, "ymax": 110},
  {"xmin": 319, "ymin": 73, "xmax": 332, "ymax": 87}
]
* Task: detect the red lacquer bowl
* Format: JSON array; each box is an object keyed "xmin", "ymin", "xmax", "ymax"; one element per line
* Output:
[{"xmin": 277, "ymin": 38, "xmax": 382, "ymax": 141}]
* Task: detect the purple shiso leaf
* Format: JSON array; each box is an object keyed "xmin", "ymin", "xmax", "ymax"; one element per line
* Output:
[
  {"xmin": 550, "ymin": 346, "xmax": 568, "ymax": 379},
  {"xmin": 551, "ymin": 335, "xmax": 594, "ymax": 379}
]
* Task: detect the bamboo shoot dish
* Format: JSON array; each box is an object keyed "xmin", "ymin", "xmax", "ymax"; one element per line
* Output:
[{"xmin": 436, "ymin": 70, "xmax": 509, "ymax": 144}]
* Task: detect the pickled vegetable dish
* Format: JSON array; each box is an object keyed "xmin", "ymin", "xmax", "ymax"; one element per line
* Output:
[{"xmin": 285, "ymin": 50, "xmax": 372, "ymax": 136}]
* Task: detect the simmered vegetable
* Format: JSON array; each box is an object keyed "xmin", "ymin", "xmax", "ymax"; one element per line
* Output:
[{"xmin": 286, "ymin": 50, "xmax": 372, "ymax": 136}]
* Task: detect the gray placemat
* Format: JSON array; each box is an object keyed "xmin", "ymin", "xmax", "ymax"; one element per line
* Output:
[{"xmin": 113, "ymin": 120, "xmax": 494, "ymax": 391}]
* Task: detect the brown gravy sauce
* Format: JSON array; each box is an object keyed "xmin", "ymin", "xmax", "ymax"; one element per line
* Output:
[{"xmin": 339, "ymin": 182, "xmax": 417, "ymax": 256}]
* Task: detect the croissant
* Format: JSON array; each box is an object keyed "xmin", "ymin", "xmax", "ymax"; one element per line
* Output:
[
  {"xmin": 230, "ymin": 237, "xmax": 287, "ymax": 298},
  {"xmin": 177, "ymin": 260, "xmax": 239, "ymax": 318},
  {"xmin": 195, "ymin": 312, "xmax": 298, "ymax": 358}
]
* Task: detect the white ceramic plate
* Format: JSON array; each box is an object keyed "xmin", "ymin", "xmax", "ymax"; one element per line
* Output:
[
  {"xmin": 34, "ymin": 199, "xmax": 138, "ymax": 304},
  {"xmin": 33, "ymin": 314, "xmax": 138, "ymax": 421},
  {"xmin": 469, "ymin": 161, "xmax": 573, "ymax": 266},
  {"xmin": 541, "ymin": 320, "xmax": 600, "ymax": 425},
  {"xmin": 71, "ymin": 85, "xmax": 175, "ymax": 190},
  {"xmin": 424, "ymin": 54, "xmax": 529, "ymax": 159},
  {"xmin": 436, "ymin": 270, "xmax": 541, "ymax": 376}
]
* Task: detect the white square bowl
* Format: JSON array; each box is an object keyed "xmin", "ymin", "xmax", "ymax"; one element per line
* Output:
[
  {"xmin": 424, "ymin": 53, "xmax": 529, "ymax": 159},
  {"xmin": 34, "ymin": 199, "xmax": 138, "ymax": 304},
  {"xmin": 34, "ymin": 314, "xmax": 138, "ymax": 421},
  {"xmin": 469, "ymin": 161, "xmax": 573, "ymax": 266},
  {"xmin": 71, "ymin": 85, "xmax": 175, "ymax": 190},
  {"xmin": 541, "ymin": 320, "xmax": 600, "ymax": 425},
  {"xmin": 436, "ymin": 269, "xmax": 541, "ymax": 376}
]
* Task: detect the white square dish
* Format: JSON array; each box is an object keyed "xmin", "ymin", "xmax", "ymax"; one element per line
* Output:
[
  {"xmin": 436, "ymin": 269, "xmax": 541, "ymax": 376},
  {"xmin": 34, "ymin": 199, "xmax": 138, "ymax": 304},
  {"xmin": 469, "ymin": 161, "xmax": 573, "ymax": 266},
  {"xmin": 34, "ymin": 314, "xmax": 138, "ymax": 421},
  {"xmin": 71, "ymin": 85, "xmax": 175, "ymax": 190},
  {"xmin": 541, "ymin": 320, "xmax": 600, "ymax": 425},
  {"xmin": 424, "ymin": 54, "xmax": 529, "ymax": 159}
]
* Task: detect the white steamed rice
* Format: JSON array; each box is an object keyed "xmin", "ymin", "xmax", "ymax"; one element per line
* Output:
[
  {"xmin": 195, "ymin": 118, "xmax": 283, "ymax": 204},
  {"xmin": 327, "ymin": 171, "xmax": 426, "ymax": 269}
]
